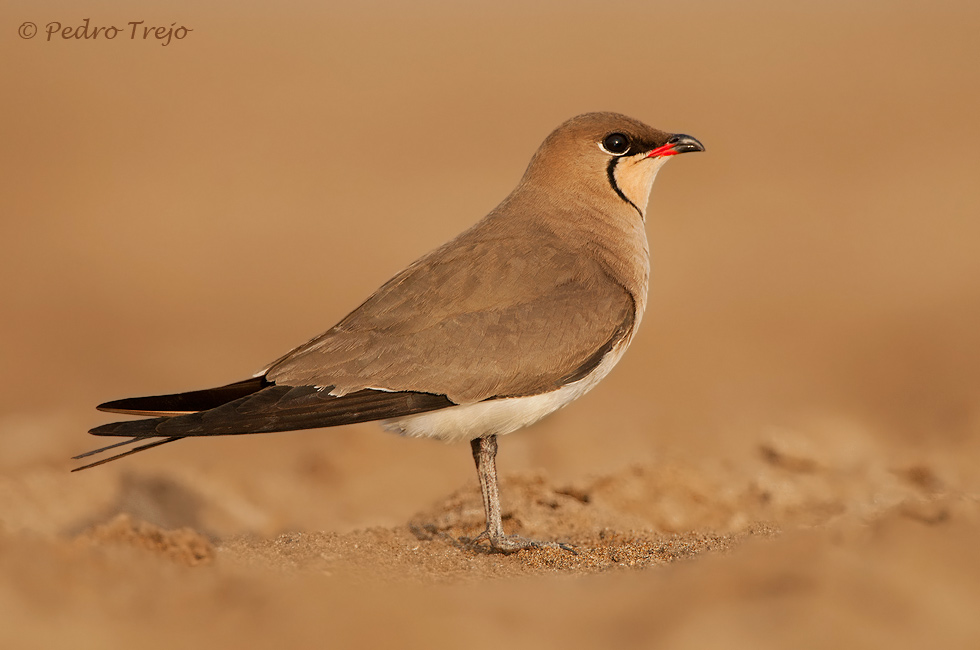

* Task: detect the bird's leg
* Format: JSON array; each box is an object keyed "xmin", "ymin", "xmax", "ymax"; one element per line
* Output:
[
  {"xmin": 471, "ymin": 435, "xmax": 506, "ymax": 542},
  {"xmin": 469, "ymin": 435, "xmax": 575, "ymax": 554}
]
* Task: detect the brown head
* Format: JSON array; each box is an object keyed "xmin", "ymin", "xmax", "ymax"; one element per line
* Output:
[{"xmin": 519, "ymin": 112, "xmax": 704, "ymax": 219}]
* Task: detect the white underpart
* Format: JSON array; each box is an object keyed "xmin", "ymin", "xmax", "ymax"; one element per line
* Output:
[{"xmin": 382, "ymin": 334, "xmax": 634, "ymax": 443}]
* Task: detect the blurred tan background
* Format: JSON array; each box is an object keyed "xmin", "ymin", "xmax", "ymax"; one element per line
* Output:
[{"xmin": 1, "ymin": 0, "xmax": 979, "ymax": 648}]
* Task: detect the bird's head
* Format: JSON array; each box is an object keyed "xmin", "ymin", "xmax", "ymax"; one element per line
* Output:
[{"xmin": 523, "ymin": 112, "xmax": 704, "ymax": 219}]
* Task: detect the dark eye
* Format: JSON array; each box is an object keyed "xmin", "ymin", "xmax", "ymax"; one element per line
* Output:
[{"xmin": 600, "ymin": 133, "xmax": 630, "ymax": 155}]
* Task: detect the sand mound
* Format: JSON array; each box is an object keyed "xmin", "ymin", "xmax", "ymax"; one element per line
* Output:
[{"xmin": 76, "ymin": 514, "xmax": 214, "ymax": 567}]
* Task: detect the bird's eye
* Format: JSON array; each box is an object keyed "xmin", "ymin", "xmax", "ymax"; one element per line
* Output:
[{"xmin": 600, "ymin": 133, "xmax": 630, "ymax": 155}]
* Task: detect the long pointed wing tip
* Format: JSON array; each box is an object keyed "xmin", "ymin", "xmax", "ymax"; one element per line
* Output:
[
  {"xmin": 71, "ymin": 456, "xmax": 116, "ymax": 472},
  {"xmin": 70, "ymin": 437, "xmax": 181, "ymax": 472},
  {"xmin": 96, "ymin": 405, "xmax": 193, "ymax": 417}
]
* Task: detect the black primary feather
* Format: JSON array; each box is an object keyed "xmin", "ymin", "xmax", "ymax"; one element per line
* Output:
[
  {"xmin": 97, "ymin": 376, "xmax": 272, "ymax": 415},
  {"xmin": 74, "ymin": 383, "xmax": 455, "ymax": 471}
]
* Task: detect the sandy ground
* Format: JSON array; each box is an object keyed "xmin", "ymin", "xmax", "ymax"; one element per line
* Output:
[{"xmin": 2, "ymin": 1, "xmax": 980, "ymax": 648}]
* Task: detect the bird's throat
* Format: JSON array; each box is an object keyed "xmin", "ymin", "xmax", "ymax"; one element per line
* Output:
[{"xmin": 609, "ymin": 156, "xmax": 671, "ymax": 219}]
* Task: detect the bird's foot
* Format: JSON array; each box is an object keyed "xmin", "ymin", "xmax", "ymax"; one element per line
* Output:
[{"xmin": 467, "ymin": 529, "xmax": 577, "ymax": 555}]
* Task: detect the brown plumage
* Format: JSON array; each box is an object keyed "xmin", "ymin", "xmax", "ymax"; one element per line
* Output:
[{"xmin": 78, "ymin": 112, "xmax": 704, "ymax": 553}]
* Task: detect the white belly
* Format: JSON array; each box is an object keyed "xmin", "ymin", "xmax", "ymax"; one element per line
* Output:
[{"xmin": 381, "ymin": 336, "xmax": 632, "ymax": 443}]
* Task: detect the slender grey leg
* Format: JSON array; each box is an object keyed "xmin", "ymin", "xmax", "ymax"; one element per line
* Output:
[
  {"xmin": 469, "ymin": 435, "xmax": 575, "ymax": 554},
  {"xmin": 471, "ymin": 435, "xmax": 506, "ymax": 542}
]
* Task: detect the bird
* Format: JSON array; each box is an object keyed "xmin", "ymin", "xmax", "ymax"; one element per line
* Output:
[{"xmin": 76, "ymin": 112, "xmax": 704, "ymax": 553}]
